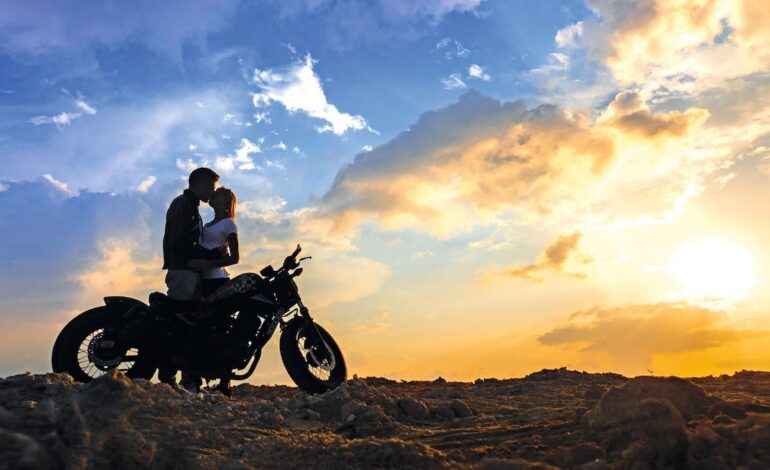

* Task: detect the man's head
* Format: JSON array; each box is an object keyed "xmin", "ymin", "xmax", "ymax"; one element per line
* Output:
[{"xmin": 188, "ymin": 167, "xmax": 219, "ymax": 202}]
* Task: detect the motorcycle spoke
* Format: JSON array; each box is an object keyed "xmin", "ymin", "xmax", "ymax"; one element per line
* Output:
[{"xmin": 76, "ymin": 329, "xmax": 138, "ymax": 379}]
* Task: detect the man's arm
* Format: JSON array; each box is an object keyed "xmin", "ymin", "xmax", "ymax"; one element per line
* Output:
[{"xmin": 166, "ymin": 199, "xmax": 221, "ymax": 262}]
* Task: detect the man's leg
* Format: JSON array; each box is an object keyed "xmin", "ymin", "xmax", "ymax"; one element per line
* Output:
[{"xmin": 160, "ymin": 270, "xmax": 202, "ymax": 388}]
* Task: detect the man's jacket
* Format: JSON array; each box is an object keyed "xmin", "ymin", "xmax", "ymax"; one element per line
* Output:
[{"xmin": 162, "ymin": 189, "xmax": 220, "ymax": 270}]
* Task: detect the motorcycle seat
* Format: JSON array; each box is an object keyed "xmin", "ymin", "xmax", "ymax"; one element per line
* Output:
[{"xmin": 148, "ymin": 292, "xmax": 201, "ymax": 313}]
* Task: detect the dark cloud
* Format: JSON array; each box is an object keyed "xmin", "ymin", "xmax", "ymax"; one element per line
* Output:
[
  {"xmin": 319, "ymin": 90, "xmax": 616, "ymax": 236},
  {"xmin": 0, "ymin": 178, "xmax": 150, "ymax": 316},
  {"xmin": 538, "ymin": 302, "xmax": 769, "ymax": 374},
  {"xmin": 506, "ymin": 231, "xmax": 588, "ymax": 280},
  {"xmin": 602, "ymin": 91, "xmax": 709, "ymax": 138},
  {"xmin": 0, "ymin": 0, "xmax": 239, "ymax": 60},
  {"xmin": 266, "ymin": 0, "xmax": 483, "ymax": 50}
]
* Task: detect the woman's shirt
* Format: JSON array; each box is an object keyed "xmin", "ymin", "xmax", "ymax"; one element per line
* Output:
[{"xmin": 199, "ymin": 218, "xmax": 238, "ymax": 279}]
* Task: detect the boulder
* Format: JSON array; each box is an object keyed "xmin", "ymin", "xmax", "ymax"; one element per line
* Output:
[
  {"xmin": 582, "ymin": 376, "xmax": 717, "ymax": 427},
  {"xmin": 397, "ymin": 397, "xmax": 430, "ymax": 420},
  {"xmin": 449, "ymin": 399, "xmax": 473, "ymax": 418}
]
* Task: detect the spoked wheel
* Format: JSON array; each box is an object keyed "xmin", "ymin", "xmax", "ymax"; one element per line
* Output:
[
  {"xmin": 52, "ymin": 306, "xmax": 157, "ymax": 383},
  {"xmin": 280, "ymin": 317, "xmax": 347, "ymax": 394}
]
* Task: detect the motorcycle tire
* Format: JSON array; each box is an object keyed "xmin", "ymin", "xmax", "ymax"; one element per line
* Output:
[
  {"xmin": 280, "ymin": 317, "xmax": 347, "ymax": 394},
  {"xmin": 52, "ymin": 306, "xmax": 158, "ymax": 383}
]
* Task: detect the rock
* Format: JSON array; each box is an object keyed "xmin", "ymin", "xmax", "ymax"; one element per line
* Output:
[
  {"xmin": 302, "ymin": 409, "xmax": 321, "ymax": 420},
  {"xmin": 475, "ymin": 457, "xmax": 559, "ymax": 469},
  {"xmin": 712, "ymin": 413, "xmax": 735, "ymax": 425},
  {"xmin": 584, "ymin": 386, "xmax": 606, "ymax": 401},
  {"xmin": 694, "ymin": 424, "xmax": 720, "ymax": 446},
  {"xmin": 433, "ymin": 376, "xmax": 447, "ymax": 384},
  {"xmin": 397, "ymin": 397, "xmax": 430, "ymax": 420},
  {"xmin": 0, "ymin": 429, "xmax": 50, "ymax": 470},
  {"xmin": 617, "ymin": 399, "xmax": 688, "ymax": 467},
  {"xmin": 582, "ymin": 376, "xmax": 717, "ymax": 427},
  {"xmin": 449, "ymin": 399, "xmax": 473, "ymax": 418},
  {"xmin": 708, "ymin": 402, "xmax": 747, "ymax": 420},
  {"xmin": 430, "ymin": 404, "xmax": 455, "ymax": 421},
  {"xmin": 569, "ymin": 442, "xmax": 606, "ymax": 466}
]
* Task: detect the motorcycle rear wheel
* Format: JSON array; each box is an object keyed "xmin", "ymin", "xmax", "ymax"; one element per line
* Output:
[
  {"xmin": 52, "ymin": 306, "xmax": 158, "ymax": 383},
  {"xmin": 280, "ymin": 317, "xmax": 347, "ymax": 394}
]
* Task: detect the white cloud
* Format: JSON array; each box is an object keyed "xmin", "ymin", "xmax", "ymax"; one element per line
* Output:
[
  {"xmin": 188, "ymin": 144, "xmax": 197, "ymax": 151},
  {"xmin": 251, "ymin": 54, "xmax": 375, "ymax": 135},
  {"xmin": 29, "ymin": 112, "xmax": 81, "ymax": 126},
  {"xmin": 411, "ymin": 250, "xmax": 435, "ymax": 260},
  {"xmin": 362, "ymin": 145, "xmax": 374, "ymax": 152},
  {"xmin": 41, "ymin": 174, "xmax": 69, "ymax": 193},
  {"xmin": 238, "ymin": 197, "xmax": 288, "ymax": 223},
  {"xmin": 441, "ymin": 73, "xmax": 467, "ymax": 90},
  {"xmin": 254, "ymin": 111, "xmax": 271, "ymax": 124},
  {"xmin": 292, "ymin": 146, "xmax": 301, "ymax": 154},
  {"xmin": 468, "ymin": 64, "xmax": 490, "ymax": 81},
  {"xmin": 555, "ymin": 21, "xmax": 583, "ymax": 49},
  {"xmin": 75, "ymin": 99, "xmax": 97, "ymax": 115},
  {"xmin": 214, "ymin": 138, "xmax": 262, "ymax": 173},
  {"xmin": 135, "ymin": 175, "xmax": 157, "ymax": 193},
  {"xmin": 273, "ymin": 141, "xmax": 287, "ymax": 150},
  {"xmin": 176, "ymin": 158, "xmax": 198, "ymax": 172},
  {"xmin": 436, "ymin": 37, "xmax": 470, "ymax": 59}
]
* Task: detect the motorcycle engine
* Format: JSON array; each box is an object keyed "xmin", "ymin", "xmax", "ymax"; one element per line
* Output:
[{"xmin": 180, "ymin": 311, "xmax": 261, "ymax": 376}]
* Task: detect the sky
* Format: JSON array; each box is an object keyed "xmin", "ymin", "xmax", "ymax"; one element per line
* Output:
[{"xmin": 1, "ymin": 0, "xmax": 770, "ymax": 383}]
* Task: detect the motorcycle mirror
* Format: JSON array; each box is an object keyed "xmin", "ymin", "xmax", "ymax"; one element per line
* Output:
[
  {"xmin": 299, "ymin": 256, "xmax": 312, "ymax": 262},
  {"xmin": 291, "ymin": 267, "xmax": 304, "ymax": 278}
]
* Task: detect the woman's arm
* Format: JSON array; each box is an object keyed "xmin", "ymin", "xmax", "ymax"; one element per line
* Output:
[{"xmin": 188, "ymin": 233, "xmax": 239, "ymax": 270}]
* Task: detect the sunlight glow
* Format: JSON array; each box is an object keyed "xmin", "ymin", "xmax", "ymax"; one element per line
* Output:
[{"xmin": 668, "ymin": 239, "xmax": 756, "ymax": 303}]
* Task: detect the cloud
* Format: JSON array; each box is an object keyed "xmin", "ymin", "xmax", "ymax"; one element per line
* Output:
[
  {"xmin": 0, "ymin": 178, "xmax": 150, "ymax": 318},
  {"xmin": 317, "ymin": 90, "xmax": 714, "ymax": 238},
  {"xmin": 560, "ymin": 0, "xmax": 770, "ymax": 92},
  {"xmin": 251, "ymin": 54, "xmax": 375, "ymax": 135},
  {"xmin": 468, "ymin": 64, "xmax": 490, "ymax": 81},
  {"xmin": 75, "ymin": 99, "xmax": 97, "ymax": 115},
  {"xmin": 555, "ymin": 21, "xmax": 583, "ymax": 48},
  {"xmin": 8, "ymin": 87, "xmax": 248, "ymax": 193},
  {"xmin": 135, "ymin": 175, "xmax": 157, "ymax": 193},
  {"xmin": 505, "ymin": 232, "xmax": 590, "ymax": 281},
  {"xmin": 269, "ymin": 1, "xmax": 484, "ymax": 50},
  {"xmin": 538, "ymin": 302, "xmax": 770, "ymax": 374},
  {"xmin": 29, "ymin": 111, "xmax": 81, "ymax": 126},
  {"xmin": 441, "ymin": 73, "xmax": 467, "ymax": 90},
  {"xmin": 41, "ymin": 173, "xmax": 70, "ymax": 193},
  {"xmin": 0, "ymin": 0, "xmax": 239, "ymax": 61},
  {"xmin": 436, "ymin": 37, "xmax": 471, "ymax": 59},
  {"xmin": 599, "ymin": 91, "xmax": 710, "ymax": 138}
]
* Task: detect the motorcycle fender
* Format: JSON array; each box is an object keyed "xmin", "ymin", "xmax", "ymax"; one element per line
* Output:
[{"xmin": 103, "ymin": 296, "xmax": 148, "ymax": 313}]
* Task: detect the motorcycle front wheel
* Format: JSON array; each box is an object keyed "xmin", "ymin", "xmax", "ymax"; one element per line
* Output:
[
  {"xmin": 280, "ymin": 317, "xmax": 347, "ymax": 394},
  {"xmin": 51, "ymin": 306, "xmax": 158, "ymax": 383}
]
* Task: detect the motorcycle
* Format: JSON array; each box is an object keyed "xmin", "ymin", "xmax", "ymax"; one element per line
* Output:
[{"xmin": 51, "ymin": 244, "xmax": 347, "ymax": 394}]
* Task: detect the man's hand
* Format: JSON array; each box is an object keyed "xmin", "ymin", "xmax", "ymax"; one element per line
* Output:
[{"xmin": 188, "ymin": 259, "xmax": 212, "ymax": 270}]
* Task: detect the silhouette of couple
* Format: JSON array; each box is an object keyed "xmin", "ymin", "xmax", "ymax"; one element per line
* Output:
[{"xmin": 160, "ymin": 167, "xmax": 240, "ymax": 394}]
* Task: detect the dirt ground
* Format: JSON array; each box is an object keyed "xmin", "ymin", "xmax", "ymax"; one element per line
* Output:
[{"xmin": 1, "ymin": 368, "xmax": 769, "ymax": 469}]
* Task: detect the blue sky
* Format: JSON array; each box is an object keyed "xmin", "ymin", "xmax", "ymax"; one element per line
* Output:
[{"xmin": 3, "ymin": 0, "xmax": 770, "ymax": 381}]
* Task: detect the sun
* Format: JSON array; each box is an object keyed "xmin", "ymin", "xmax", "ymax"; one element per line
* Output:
[{"xmin": 668, "ymin": 239, "xmax": 756, "ymax": 303}]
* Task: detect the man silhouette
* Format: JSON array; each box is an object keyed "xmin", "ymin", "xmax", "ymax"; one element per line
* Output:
[{"xmin": 159, "ymin": 167, "xmax": 223, "ymax": 390}]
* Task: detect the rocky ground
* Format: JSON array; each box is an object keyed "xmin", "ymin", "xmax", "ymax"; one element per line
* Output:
[{"xmin": 1, "ymin": 368, "xmax": 769, "ymax": 469}]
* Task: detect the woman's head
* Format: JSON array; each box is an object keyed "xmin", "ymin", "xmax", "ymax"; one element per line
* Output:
[{"xmin": 210, "ymin": 186, "xmax": 237, "ymax": 219}]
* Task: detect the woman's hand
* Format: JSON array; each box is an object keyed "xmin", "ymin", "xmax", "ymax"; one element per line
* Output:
[{"xmin": 188, "ymin": 259, "xmax": 211, "ymax": 270}]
